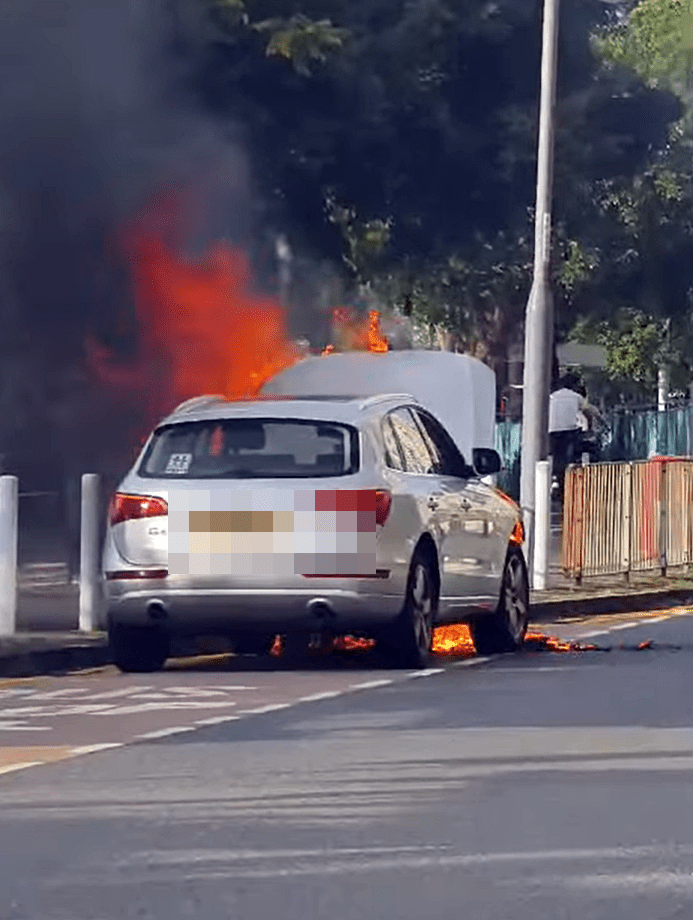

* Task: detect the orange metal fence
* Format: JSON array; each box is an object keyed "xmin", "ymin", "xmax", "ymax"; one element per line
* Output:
[{"xmin": 562, "ymin": 458, "xmax": 693, "ymax": 581}]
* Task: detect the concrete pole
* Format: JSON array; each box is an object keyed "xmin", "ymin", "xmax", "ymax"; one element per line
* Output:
[
  {"xmin": 520, "ymin": 0, "xmax": 560, "ymax": 570},
  {"xmin": 658, "ymin": 366, "xmax": 668, "ymax": 412},
  {"xmin": 533, "ymin": 459, "xmax": 552, "ymax": 591},
  {"xmin": 0, "ymin": 476, "xmax": 18, "ymax": 636},
  {"xmin": 79, "ymin": 474, "xmax": 101, "ymax": 633}
]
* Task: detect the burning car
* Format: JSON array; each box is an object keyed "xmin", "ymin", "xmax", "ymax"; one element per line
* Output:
[{"xmin": 101, "ymin": 391, "xmax": 528, "ymax": 672}]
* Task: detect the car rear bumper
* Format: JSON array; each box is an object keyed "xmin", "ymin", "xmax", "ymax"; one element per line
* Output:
[{"xmin": 104, "ymin": 577, "xmax": 404, "ymax": 634}]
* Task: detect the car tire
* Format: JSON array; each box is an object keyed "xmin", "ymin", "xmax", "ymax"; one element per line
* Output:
[
  {"xmin": 469, "ymin": 549, "xmax": 529, "ymax": 656},
  {"xmin": 381, "ymin": 548, "xmax": 437, "ymax": 669},
  {"xmin": 232, "ymin": 634, "xmax": 277, "ymax": 656},
  {"xmin": 109, "ymin": 625, "xmax": 169, "ymax": 673}
]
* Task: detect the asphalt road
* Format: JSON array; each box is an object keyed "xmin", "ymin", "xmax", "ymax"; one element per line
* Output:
[{"xmin": 1, "ymin": 607, "xmax": 693, "ymax": 920}]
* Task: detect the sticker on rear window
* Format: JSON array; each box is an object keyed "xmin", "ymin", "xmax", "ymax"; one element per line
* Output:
[{"xmin": 165, "ymin": 453, "xmax": 192, "ymax": 475}]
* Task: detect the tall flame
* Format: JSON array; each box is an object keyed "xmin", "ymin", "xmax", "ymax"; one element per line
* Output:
[{"xmin": 86, "ymin": 191, "xmax": 300, "ymax": 423}]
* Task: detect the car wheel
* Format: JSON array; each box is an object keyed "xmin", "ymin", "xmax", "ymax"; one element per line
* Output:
[
  {"xmin": 469, "ymin": 549, "xmax": 529, "ymax": 655},
  {"xmin": 233, "ymin": 634, "xmax": 277, "ymax": 656},
  {"xmin": 382, "ymin": 549, "xmax": 436, "ymax": 669},
  {"xmin": 109, "ymin": 625, "xmax": 169, "ymax": 673}
]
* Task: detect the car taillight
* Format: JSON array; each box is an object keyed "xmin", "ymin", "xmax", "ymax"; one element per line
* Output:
[
  {"xmin": 376, "ymin": 490, "xmax": 392, "ymax": 526},
  {"xmin": 108, "ymin": 493, "xmax": 168, "ymax": 527},
  {"xmin": 105, "ymin": 569, "xmax": 169, "ymax": 580}
]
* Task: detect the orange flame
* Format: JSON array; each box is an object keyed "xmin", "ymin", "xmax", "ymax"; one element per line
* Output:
[
  {"xmin": 431, "ymin": 625, "xmax": 601, "ymax": 656},
  {"xmin": 323, "ymin": 308, "xmax": 389, "ymax": 354},
  {"xmin": 524, "ymin": 632, "xmax": 599, "ymax": 652},
  {"xmin": 432, "ymin": 624, "xmax": 476, "ymax": 655},
  {"xmin": 86, "ymin": 190, "xmax": 300, "ymax": 422},
  {"xmin": 367, "ymin": 310, "xmax": 389, "ymax": 353}
]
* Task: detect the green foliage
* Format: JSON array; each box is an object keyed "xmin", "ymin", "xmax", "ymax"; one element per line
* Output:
[
  {"xmin": 558, "ymin": 240, "xmax": 600, "ymax": 295},
  {"xmin": 324, "ymin": 194, "xmax": 392, "ymax": 279},
  {"xmin": 595, "ymin": 0, "xmax": 693, "ymax": 91},
  {"xmin": 253, "ymin": 15, "xmax": 350, "ymax": 75}
]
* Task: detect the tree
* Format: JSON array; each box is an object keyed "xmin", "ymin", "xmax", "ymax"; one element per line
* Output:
[
  {"xmin": 182, "ymin": 0, "xmax": 680, "ymax": 389},
  {"xmin": 556, "ymin": 0, "xmax": 693, "ymax": 403}
]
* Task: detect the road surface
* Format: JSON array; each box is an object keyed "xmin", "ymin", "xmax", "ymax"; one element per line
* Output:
[{"xmin": 1, "ymin": 606, "xmax": 693, "ymax": 919}]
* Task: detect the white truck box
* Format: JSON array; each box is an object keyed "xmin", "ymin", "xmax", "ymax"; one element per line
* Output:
[{"xmin": 262, "ymin": 350, "xmax": 496, "ymax": 465}]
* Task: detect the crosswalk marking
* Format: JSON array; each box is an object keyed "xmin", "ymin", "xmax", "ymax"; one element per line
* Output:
[{"xmin": 0, "ymin": 684, "xmax": 249, "ymax": 730}]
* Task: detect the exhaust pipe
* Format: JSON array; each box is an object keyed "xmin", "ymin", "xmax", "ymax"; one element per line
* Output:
[
  {"xmin": 306, "ymin": 598, "xmax": 334, "ymax": 620},
  {"xmin": 147, "ymin": 600, "xmax": 168, "ymax": 622}
]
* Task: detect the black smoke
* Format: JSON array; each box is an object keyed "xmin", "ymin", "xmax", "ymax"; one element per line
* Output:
[{"xmin": 0, "ymin": 0, "xmax": 258, "ymax": 488}]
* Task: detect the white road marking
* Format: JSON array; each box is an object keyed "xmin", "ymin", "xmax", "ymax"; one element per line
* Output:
[
  {"xmin": 0, "ymin": 721, "xmax": 49, "ymax": 731},
  {"xmin": 195, "ymin": 715, "xmax": 241, "ymax": 726},
  {"xmin": 487, "ymin": 665, "xmax": 604, "ymax": 673},
  {"xmin": 27, "ymin": 688, "xmax": 91, "ymax": 700},
  {"xmin": 408, "ymin": 668, "xmax": 445, "ymax": 678},
  {"xmin": 0, "ymin": 761, "xmax": 44, "ymax": 776},
  {"xmin": 298, "ymin": 691, "xmax": 343, "ymax": 703},
  {"xmin": 348, "ymin": 679, "xmax": 393, "ymax": 691},
  {"xmin": 79, "ymin": 842, "xmax": 693, "ymax": 884},
  {"xmin": 52, "ymin": 704, "xmax": 119, "ymax": 716},
  {"xmin": 126, "ymin": 693, "xmax": 175, "ymax": 700},
  {"xmin": 548, "ymin": 609, "xmax": 683, "ymax": 642},
  {"xmin": 0, "ymin": 706, "xmax": 50, "ymax": 717},
  {"xmin": 137, "ymin": 726, "xmax": 195, "ymax": 740},
  {"xmin": 239, "ymin": 703, "xmax": 292, "ymax": 715},
  {"xmin": 120, "ymin": 844, "xmax": 451, "ymax": 867},
  {"xmin": 70, "ymin": 686, "xmax": 154, "ymax": 701},
  {"xmin": 555, "ymin": 869, "xmax": 693, "ymax": 892},
  {"xmin": 70, "ymin": 743, "xmax": 124, "ymax": 756},
  {"xmin": 452, "ymin": 656, "xmax": 492, "ymax": 667},
  {"xmin": 165, "ymin": 686, "xmax": 257, "ymax": 693}
]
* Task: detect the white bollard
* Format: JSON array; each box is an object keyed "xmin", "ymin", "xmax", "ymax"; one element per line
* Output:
[
  {"xmin": 0, "ymin": 476, "xmax": 18, "ymax": 636},
  {"xmin": 79, "ymin": 473, "xmax": 101, "ymax": 632},
  {"xmin": 533, "ymin": 459, "xmax": 552, "ymax": 592}
]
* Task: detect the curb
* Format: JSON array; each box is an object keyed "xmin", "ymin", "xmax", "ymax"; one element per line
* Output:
[
  {"xmin": 0, "ymin": 637, "xmax": 111, "ymax": 679},
  {"xmin": 530, "ymin": 587, "xmax": 693, "ymax": 622}
]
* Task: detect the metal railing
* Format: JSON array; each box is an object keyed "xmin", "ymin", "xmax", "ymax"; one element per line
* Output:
[{"xmin": 562, "ymin": 458, "xmax": 693, "ymax": 582}]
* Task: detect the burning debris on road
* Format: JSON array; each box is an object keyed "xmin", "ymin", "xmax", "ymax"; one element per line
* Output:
[{"xmin": 264, "ymin": 624, "xmax": 650, "ymax": 660}]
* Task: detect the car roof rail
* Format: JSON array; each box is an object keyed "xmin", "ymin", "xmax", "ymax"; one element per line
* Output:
[
  {"xmin": 357, "ymin": 393, "xmax": 417, "ymax": 410},
  {"xmin": 170, "ymin": 395, "xmax": 228, "ymax": 415}
]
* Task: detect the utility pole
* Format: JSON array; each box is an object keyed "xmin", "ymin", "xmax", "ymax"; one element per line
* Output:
[{"xmin": 520, "ymin": 0, "xmax": 560, "ymax": 572}]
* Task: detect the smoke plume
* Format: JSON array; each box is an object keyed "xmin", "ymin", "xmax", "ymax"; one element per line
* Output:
[{"xmin": 0, "ymin": 0, "xmax": 261, "ymax": 486}]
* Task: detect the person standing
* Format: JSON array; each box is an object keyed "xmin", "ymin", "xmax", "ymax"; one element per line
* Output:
[{"xmin": 549, "ymin": 374, "xmax": 587, "ymax": 494}]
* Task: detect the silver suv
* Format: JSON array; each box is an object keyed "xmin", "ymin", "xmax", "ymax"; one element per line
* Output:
[{"xmin": 102, "ymin": 393, "xmax": 528, "ymax": 671}]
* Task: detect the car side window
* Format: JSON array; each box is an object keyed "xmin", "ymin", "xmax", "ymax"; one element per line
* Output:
[
  {"xmin": 381, "ymin": 416, "xmax": 405, "ymax": 471},
  {"xmin": 387, "ymin": 408, "xmax": 436, "ymax": 474},
  {"xmin": 410, "ymin": 409, "xmax": 444, "ymax": 474},
  {"xmin": 414, "ymin": 410, "xmax": 469, "ymax": 478}
]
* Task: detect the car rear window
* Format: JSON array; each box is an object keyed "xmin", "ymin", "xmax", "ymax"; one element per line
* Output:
[{"xmin": 139, "ymin": 418, "xmax": 360, "ymax": 479}]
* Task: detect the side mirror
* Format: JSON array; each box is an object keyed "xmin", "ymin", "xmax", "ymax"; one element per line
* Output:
[{"xmin": 472, "ymin": 448, "xmax": 502, "ymax": 477}]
